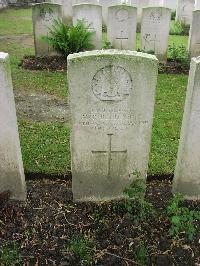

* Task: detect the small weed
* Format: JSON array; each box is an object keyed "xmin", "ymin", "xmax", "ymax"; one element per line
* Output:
[
  {"xmin": 66, "ymin": 233, "xmax": 95, "ymax": 265},
  {"xmin": 113, "ymin": 171, "xmax": 155, "ymax": 224},
  {"xmin": 0, "ymin": 242, "xmax": 22, "ymax": 266},
  {"xmin": 132, "ymin": 242, "xmax": 148, "ymax": 265},
  {"xmin": 167, "ymin": 194, "xmax": 200, "ymax": 240},
  {"xmin": 103, "ymin": 41, "xmax": 113, "ymax": 49},
  {"xmin": 168, "ymin": 43, "xmax": 190, "ymax": 67}
]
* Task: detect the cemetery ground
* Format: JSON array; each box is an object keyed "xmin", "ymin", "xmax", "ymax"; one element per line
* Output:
[{"xmin": 0, "ymin": 8, "xmax": 200, "ymax": 266}]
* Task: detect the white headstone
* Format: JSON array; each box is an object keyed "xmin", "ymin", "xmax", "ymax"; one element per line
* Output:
[
  {"xmin": 127, "ymin": 0, "xmax": 149, "ymax": 31},
  {"xmin": 68, "ymin": 50, "xmax": 158, "ymax": 201},
  {"xmin": 195, "ymin": 0, "xmax": 200, "ymax": 9},
  {"xmin": 188, "ymin": 10, "xmax": 200, "ymax": 57},
  {"xmin": 107, "ymin": 5, "xmax": 137, "ymax": 50},
  {"xmin": 73, "ymin": 3, "xmax": 102, "ymax": 49},
  {"xmin": 173, "ymin": 57, "xmax": 200, "ymax": 200},
  {"xmin": 0, "ymin": 53, "xmax": 26, "ymax": 201},
  {"xmin": 141, "ymin": 7, "xmax": 171, "ymax": 62},
  {"xmin": 99, "ymin": 0, "xmax": 122, "ymax": 26},
  {"xmin": 73, "ymin": 0, "xmax": 99, "ymax": 3},
  {"xmin": 32, "ymin": 3, "xmax": 62, "ymax": 57},
  {"xmin": 62, "ymin": 0, "xmax": 73, "ymax": 23},
  {"xmin": 176, "ymin": 0, "xmax": 195, "ymax": 25}
]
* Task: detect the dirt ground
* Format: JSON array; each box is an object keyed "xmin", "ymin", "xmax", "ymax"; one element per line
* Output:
[
  {"xmin": 0, "ymin": 179, "xmax": 199, "ymax": 265},
  {"xmin": 15, "ymin": 90, "xmax": 69, "ymax": 122}
]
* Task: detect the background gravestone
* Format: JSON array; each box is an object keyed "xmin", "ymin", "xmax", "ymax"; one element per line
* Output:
[
  {"xmin": 0, "ymin": 53, "xmax": 26, "ymax": 201},
  {"xmin": 195, "ymin": 0, "xmax": 200, "ymax": 9},
  {"xmin": 188, "ymin": 10, "xmax": 200, "ymax": 57},
  {"xmin": 99, "ymin": 0, "xmax": 121, "ymax": 26},
  {"xmin": 73, "ymin": 0, "xmax": 99, "ymax": 3},
  {"xmin": 107, "ymin": 5, "xmax": 137, "ymax": 50},
  {"xmin": 128, "ymin": 0, "xmax": 149, "ymax": 31},
  {"xmin": 62, "ymin": 0, "xmax": 72, "ymax": 23},
  {"xmin": 32, "ymin": 3, "xmax": 62, "ymax": 57},
  {"xmin": 141, "ymin": 7, "xmax": 171, "ymax": 63},
  {"xmin": 73, "ymin": 3, "xmax": 102, "ymax": 49},
  {"xmin": 173, "ymin": 57, "xmax": 200, "ymax": 200},
  {"xmin": 176, "ymin": 0, "xmax": 195, "ymax": 25},
  {"xmin": 68, "ymin": 50, "xmax": 158, "ymax": 201}
]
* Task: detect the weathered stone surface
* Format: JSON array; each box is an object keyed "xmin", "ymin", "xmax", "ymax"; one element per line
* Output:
[
  {"xmin": 195, "ymin": 0, "xmax": 200, "ymax": 9},
  {"xmin": 141, "ymin": 7, "xmax": 171, "ymax": 63},
  {"xmin": 128, "ymin": 0, "xmax": 149, "ymax": 31},
  {"xmin": 32, "ymin": 3, "xmax": 62, "ymax": 57},
  {"xmin": 188, "ymin": 10, "xmax": 200, "ymax": 57},
  {"xmin": 99, "ymin": 0, "xmax": 121, "ymax": 26},
  {"xmin": 0, "ymin": 52, "xmax": 26, "ymax": 201},
  {"xmin": 62, "ymin": 0, "xmax": 73, "ymax": 23},
  {"xmin": 73, "ymin": 0, "xmax": 99, "ymax": 3},
  {"xmin": 107, "ymin": 5, "xmax": 137, "ymax": 50},
  {"xmin": 173, "ymin": 57, "xmax": 200, "ymax": 200},
  {"xmin": 176, "ymin": 0, "xmax": 195, "ymax": 25},
  {"xmin": 68, "ymin": 50, "xmax": 158, "ymax": 201},
  {"xmin": 72, "ymin": 3, "xmax": 102, "ymax": 49}
]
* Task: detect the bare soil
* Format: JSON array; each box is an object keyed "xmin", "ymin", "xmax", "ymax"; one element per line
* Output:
[
  {"xmin": 15, "ymin": 90, "xmax": 69, "ymax": 122},
  {"xmin": 0, "ymin": 179, "xmax": 199, "ymax": 265},
  {"xmin": 20, "ymin": 56, "xmax": 189, "ymax": 75}
]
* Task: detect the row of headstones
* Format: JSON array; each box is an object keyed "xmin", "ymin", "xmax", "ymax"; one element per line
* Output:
[
  {"xmin": 49, "ymin": 0, "xmax": 176, "ymax": 25},
  {"xmin": 176, "ymin": 0, "xmax": 200, "ymax": 25},
  {"xmin": 1, "ymin": 50, "xmax": 200, "ymax": 202},
  {"xmin": 33, "ymin": 3, "xmax": 171, "ymax": 63}
]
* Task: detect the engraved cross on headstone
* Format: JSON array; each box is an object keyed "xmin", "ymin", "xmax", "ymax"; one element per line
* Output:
[
  {"xmin": 150, "ymin": 34, "xmax": 160, "ymax": 52},
  {"xmin": 116, "ymin": 30, "xmax": 128, "ymax": 49},
  {"xmin": 92, "ymin": 134, "xmax": 127, "ymax": 178}
]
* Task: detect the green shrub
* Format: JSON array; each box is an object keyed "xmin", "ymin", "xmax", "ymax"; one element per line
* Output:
[
  {"xmin": 170, "ymin": 21, "xmax": 190, "ymax": 35},
  {"xmin": 42, "ymin": 19, "xmax": 95, "ymax": 57},
  {"xmin": 168, "ymin": 43, "xmax": 190, "ymax": 66},
  {"xmin": 167, "ymin": 194, "xmax": 200, "ymax": 240},
  {"xmin": 171, "ymin": 10, "xmax": 176, "ymax": 20},
  {"xmin": 66, "ymin": 233, "xmax": 95, "ymax": 265},
  {"xmin": 0, "ymin": 243, "xmax": 22, "ymax": 266}
]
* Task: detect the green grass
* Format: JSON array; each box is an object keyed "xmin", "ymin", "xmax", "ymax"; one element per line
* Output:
[
  {"xmin": 0, "ymin": 8, "xmax": 32, "ymax": 35},
  {"xmin": 13, "ymin": 68, "xmax": 67, "ymax": 98},
  {"xmin": 149, "ymin": 74, "xmax": 187, "ymax": 175},
  {"xmin": 17, "ymin": 74, "xmax": 187, "ymax": 176},
  {"xmin": 0, "ymin": 8, "xmax": 189, "ymax": 176},
  {"xmin": 19, "ymin": 120, "xmax": 71, "ymax": 174}
]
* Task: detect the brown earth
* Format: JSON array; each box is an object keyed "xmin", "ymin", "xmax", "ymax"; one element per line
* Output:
[{"xmin": 0, "ymin": 179, "xmax": 199, "ymax": 265}]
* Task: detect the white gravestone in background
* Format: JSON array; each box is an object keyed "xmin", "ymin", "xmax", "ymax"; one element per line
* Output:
[
  {"xmin": 127, "ymin": 0, "xmax": 149, "ymax": 31},
  {"xmin": 173, "ymin": 57, "xmax": 200, "ymax": 200},
  {"xmin": 141, "ymin": 7, "xmax": 171, "ymax": 63},
  {"xmin": 188, "ymin": 10, "xmax": 200, "ymax": 57},
  {"xmin": 62, "ymin": 0, "xmax": 73, "ymax": 24},
  {"xmin": 68, "ymin": 50, "xmax": 158, "ymax": 201},
  {"xmin": 195, "ymin": 0, "xmax": 200, "ymax": 9},
  {"xmin": 32, "ymin": 3, "xmax": 62, "ymax": 57},
  {"xmin": 176, "ymin": 0, "xmax": 195, "ymax": 25},
  {"xmin": 99, "ymin": 0, "xmax": 122, "ymax": 26},
  {"xmin": 0, "ymin": 53, "xmax": 26, "ymax": 201},
  {"xmin": 73, "ymin": 4, "xmax": 102, "ymax": 49},
  {"xmin": 107, "ymin": 5, "xmax": 137, "ymax": 50},
  {"xmin": 73, "ymin": 0, "xmax": 99, "ymax": 3}
]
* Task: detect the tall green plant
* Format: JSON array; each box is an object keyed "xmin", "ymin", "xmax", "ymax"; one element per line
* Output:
[{"xmin": 42, "ymin": 19, "xmax": 95, "ymax": 57}]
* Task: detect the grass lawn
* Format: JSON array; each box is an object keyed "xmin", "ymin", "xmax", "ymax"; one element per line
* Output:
[{"xmin": 0, "ymin": 8, "xmax": 189, "ymax": 176}]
